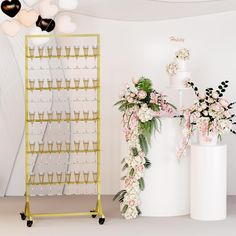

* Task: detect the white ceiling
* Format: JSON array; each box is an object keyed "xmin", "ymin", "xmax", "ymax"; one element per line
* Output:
[{"xmin": 68, "ymin": 0, "xmax": 236, "ymax": 21}]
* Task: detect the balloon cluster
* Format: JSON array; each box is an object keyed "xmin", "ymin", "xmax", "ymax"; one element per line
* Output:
[{"xmin": 0, "ymin": 0, "xmax": 78, "ymax": 45}]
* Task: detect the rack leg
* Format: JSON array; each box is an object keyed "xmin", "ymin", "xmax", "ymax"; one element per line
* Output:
[
  {"xmin": 20, "ymin": 201, "xmax": 33, "ymax": 227},
  {"xmin": 96, "ymin": 199, "xmax": 105, "ymax": 225}
]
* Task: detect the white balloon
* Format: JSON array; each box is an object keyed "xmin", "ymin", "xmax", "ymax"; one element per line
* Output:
[
  {"xmin": 59, "ymin": 0, "xmax": 78, "ymax": 10},
  {"xmin": 29, "ymin": 27, "xmax": 50, "ymax": 46},
  {"xmin": 1, "ymin": 20, "xmax": 21, "ymax": 37},
  {"xmin": 23, "ymin": 0, "xmax": 39, "ymax": 7},
  {"xmin": 57, "ymin": 15, "xmax": 76, "ymax": 33},
  {"xmin": 40, "ymin": 0, "xmax": 58, "ymax": 18}
]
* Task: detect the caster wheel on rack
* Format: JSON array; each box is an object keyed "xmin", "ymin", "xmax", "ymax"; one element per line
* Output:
[
  {"xmin": 20, "ymin": 213, "xmax": 26, "ymax": 221},
  {"xmin": 27, "ymin": 220, "xmax": 33, "ymax": 227},
  {"xmin": 90, "ymin": 210, "xmax": 97, "ymax": 218},
  {"xmin": 99, "ymin": 217, "xmax": 105, "ymax": 225}
]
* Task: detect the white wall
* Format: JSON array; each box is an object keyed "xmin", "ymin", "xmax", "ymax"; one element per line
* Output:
[{"xmin": 0, "ymin": 11, "xmax": 236, "ymax": 196}]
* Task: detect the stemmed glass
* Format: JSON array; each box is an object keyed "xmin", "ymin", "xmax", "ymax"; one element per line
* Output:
[
  {"xmin": 83, "ymin": 111, "xmax": 89, "ymax": 121},
  {"xmin": 29, "ymin": 79, "xmax": 35, "ymax": 91},
  {"xmin": 38, "ymin": 172, "xmax": 45, "ymax": 196},
  {"xmin": 74, "ymin": 46, "xmax": 80, "ymax": 69},
  {"xmin": 38, "ymin": 141, "xmax": 44, "ymax": 153},
  {"xmin": 56, "ymin": 172, "xmax": 62, "ymax": 195},
  {"xmin": 29, "ymin": 112, "xmax": 35, "ymax": 125},
  {"xmin": 29, "ymin": 47, "xmax": 35, "ymax": 70},
  {"xmin": 83, "ymin": 46, "xmax": 89, "ymax": 69},
  {"xmin": 83, "ymin": 78, "xmax": 89, "ymax": 89},
  {"xmin": 74, "ymin": 111, "xmax": 80, "ymax": 122},
  {"xmin": 83, "ymin": 172, "xmax": 89, "ymax": 194},
  {"xmin": 47, "ymin": 79, "xmax": 53, "ymax": 90},
  {"xmin": 65, "ymin": 79, "xmax": 71, "ymax": 90},
  {"xmin": 74, "ymin": 141, "xmax": 80, "ymax": 153},
  {"xmin": 83, "ymin": 141, "xmax": 89, "ymax": 153},
  {"xmin": 56, "ymin": 111, "xmax": 62, "ymax": 129},
  {"xmin": 65, "ymin": 46, "xmax": 71, "ymax": 69},
  {"xmin": 92, "ymin": 172, "xmax": 98, "ymax": 194},
  {"xmin": 47, "ymin": 111, "xmax": 53, "ymax": 129},
  {"xmin": 92, "ymin": 46, "xmax": 98, "ymax": 69},
  {"xmin": 56, "ymin": 46, "xmax": 62, "ymax": 69},
  {"xmin": 47, "ymin": 46, "xmax": 53, "ymax": 69},
  {"xmin": 28, "ymin": 173, "xmax": 36, "ymax": 196},
  {"xmin": 38, "ymin": 47, "xmax": 44, "ymax": 70},
  {"xmin": 65, "ymin": 141, "xmax": 71, "ymax": 153},
  {"xmin": 65, "ymin": 111, "xmax": 71, "ymax": 130},
  {"xmin": 38, "ymin": 79, "xmax": 44, "ymax": 91},
  {"xmin": 47, "ymin": 172, "xmax": 54, "ymax": 195},
  {"xmin": 29, "ymin": 141, "xmax": 35, "ymax": 154}
]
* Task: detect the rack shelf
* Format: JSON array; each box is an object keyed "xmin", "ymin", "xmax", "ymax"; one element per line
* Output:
[
  {"xmin": 21, "ymin": 34, "xmax": 105, "ymax": 227},
  {"xmin": 27, "ymin": 150, "xmax": 99, "ymax": 154},
  {"xmin": 26, "ymin": 86, "xmax": 99, "ymax": 91}
]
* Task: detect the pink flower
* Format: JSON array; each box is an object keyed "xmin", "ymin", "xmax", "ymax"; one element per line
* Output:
[
  {"xmin": 138, "ymin": 90, "xmax": 147, "ymax": 99},
  {"xmin": 127, "ymin": 97, "xmax": 134, "ymax": 103},
  {"xmin": 219, "ymin": 98, "xmax": 229, "ymax": 108},
  {"xmin": 150, "ymin": 92, "xmax": 158, "ymax": 104}
]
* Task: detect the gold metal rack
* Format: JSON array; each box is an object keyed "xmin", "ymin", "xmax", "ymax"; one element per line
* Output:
[{"xmin": 20, "ymin": 34, "xmax": 105, "ymax": 227}]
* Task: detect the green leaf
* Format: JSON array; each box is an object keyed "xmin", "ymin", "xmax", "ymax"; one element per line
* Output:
[
  {"xmin": 139, "ymin": 134, "xmax": 148, "ymax": 155},
  {"xmin": 132, "ymin": 148, "xmax": 138, "ymax": 156},
  {"xmin": 138, "ymin": 177, "xmax": 145, "ymax": 191},
  {"xmin": 121, "ymin": 205, "xmax": 128, "ymax": 214},
  {"xmin": 144, "ymin": 157, "xmax": 151, "ymax": 169},
  {"xmin": 113, "ymin": 189, "xmax": 127, "ymax": 201},
  {"xmin": 129, "ymin": 168, "xmax": 135, "ymax": 176},
  {"xmin": 122, "ymin": 163, "xmax": 128, "ymax": 171},
  {"xmin": 136, "ymin": 206, "xmax": 142, "ymax": 215}
]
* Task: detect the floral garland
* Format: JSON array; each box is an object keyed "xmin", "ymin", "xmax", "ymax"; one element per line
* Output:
[
  {"xmin": 177, "ymin": 80, "xmax": 236, "ymax": 158},
  {"xmin": 113, "ymin": 77, "xmax": 176, "ymax": 219}
]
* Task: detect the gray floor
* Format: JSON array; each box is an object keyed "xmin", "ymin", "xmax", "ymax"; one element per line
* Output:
[{"xmin": 0, "ymin": 195, "xmax": 235, "ymax": 236}]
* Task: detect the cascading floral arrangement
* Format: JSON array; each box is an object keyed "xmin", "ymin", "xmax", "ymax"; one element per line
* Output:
[
  {"xmin": 177, "ymin": 80, "xmax": 236, "ymax": 158},
  {"xmin": 113, "ymin": 77, "xmax": 176, "ymax": 219}
]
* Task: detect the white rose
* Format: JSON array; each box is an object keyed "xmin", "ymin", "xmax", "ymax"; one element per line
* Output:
[
  {"xmin": 212, "ymin": 92, "xmax": 219, "ymax": 99},
  {"xmin": 219, "ymin": 98, "xmax": 229, "ymax": 108},
  {"xmin": 203, "ymin": 110, "xmax": 208, "ymax": 116}
]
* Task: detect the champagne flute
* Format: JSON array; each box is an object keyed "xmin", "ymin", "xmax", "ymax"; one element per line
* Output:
[
  {"xmin": 38, "ymin": 79, "xmax": 44, "ymax": 91},
  {"xmin": 74, "ymin": 46, "xmax": 80, "ymax": 69},
  {"xmin": 29, "ymin": 79, "xmax": 35, "ymax": 91},
  {"xmin": 74, "ymin": 141, "xmax": 80, "ymax": 153},
  {"xmin": 56, "ymin": 172, "xmax": 62, "ymax": 195},
  {"xmin": 65, "ymin": 46, "xmax": 71, "ymax": 69},
  {"xmin": 47, "ymin": 46, "xmax": 53, "ymax": 69},
  {"xmin": 92, "ymin": 46, "xmax": 98, "ymax": 69},
  {"xmin": 28, "ymin": 173, "xmax": 36, "ymax": 196},
  {"xmin": 65, "ymin": 79, "xmax": 71, "ymax": 90},
  {"xmin": 92, "ymin": 172, "xmax": 98, "ymax": 194},
  {"xmin": 29, "ymin": 141, "xmax": 35, "ymax": 154},
  {"xmin": 56, "ymin": 46, "xmax": 62, "ymax": 69},
  {"xmin": 74, "ymin": 111, "xmax": 80, "ymax": 122},
  {"xmin": 29, "ymin": 47, "xmax": 35, "ymax": 70},
  {"xmin": 83, "ymin": 46, "xmax": 89, "ymax": 69},
  {"xmin": 74, "ymin": 78, "xmax": 80, "ymax": 90},
  {"xmin": 39, "ymin": 173, "xmax": 45, "ymax": 196},
  {"xmin": 48, "ymin": 172, "xmax": 54, "ymax": 195},
  {"xmin": 38, "ymin": 47, "xmax": 44, "ymax": 70},
  {"xmin": 65, "ymin": 141, "xmax": 71, "ymax": 153},
  {"xmin": 83, "ymin": 172, "xmax": 89, "ymax": 194},
  {"xmin": 47, "ymin": 79, "xmax": 53, "ymax": 90}
]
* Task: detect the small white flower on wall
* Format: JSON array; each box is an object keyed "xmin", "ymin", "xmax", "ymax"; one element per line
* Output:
[
  {"xmin": 1, "ymin": 20, "xmax": 21, "ymax": 37},
  {"xmin": 57, "ymin": 15, "xmax": 76, "ymax": 33},
  {"xmin": 39, "ymin": 0, "xmax": 58, "ymax": 18},
  {"xmin": 59, "ymin": 0, "xmax": 78, "ymax": 10},
  {"xmin": 29, "ymin": 26, "xmax": 49, "ymax": 46}
]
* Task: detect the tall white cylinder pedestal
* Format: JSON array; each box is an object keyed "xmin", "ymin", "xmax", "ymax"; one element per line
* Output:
[
  {"xmin": 140, "ymin": 118, "xmax": 190, "ymax": 216},
  {"xmin": 190, "ymin": 144, "xmax": 227, "ymax": 221}
]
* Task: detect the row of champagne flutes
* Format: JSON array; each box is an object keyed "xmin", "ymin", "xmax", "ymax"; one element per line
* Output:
[
  {"xmin": 28, "ymin": 171, "xmax": 98, "ymax": 196},
  {"xmin": 28, "ymin": 141, "xmax": 98, "ymax": 153},
  {"xmin": 28, "ymin": 46, "xmax": 99, "ymax": 58},
  {"xmin": 28, "ymin": 111, "xmax": 98, "ymax": 123},
  {"xmin": 28, "ymin": 78, "xmax": 98, "ymax": 90}
]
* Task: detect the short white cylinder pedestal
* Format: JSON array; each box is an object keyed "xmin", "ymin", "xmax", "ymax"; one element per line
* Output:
[
  {"xmin": 190, "ymin": 144, "xmax": 227, "ymax": 221},
  {"xmin": 140, "ymin": 118, "xmax": 190, "ymax": 216}
]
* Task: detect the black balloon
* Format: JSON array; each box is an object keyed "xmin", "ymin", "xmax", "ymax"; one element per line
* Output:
[
  {"xmin": 36, "ymin": 15, "xmax": 55, "ymax": 33},
  {"xmin": 1, "ymin": 0, "xmax": 21, "ymax": 18}
]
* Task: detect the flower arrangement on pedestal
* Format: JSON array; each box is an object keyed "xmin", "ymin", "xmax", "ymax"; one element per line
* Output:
[
  {"xmin": 113, "ymin": 77, "xmax": 176, "ymax": 219},
  {"xmin": 177, "ymin": 80, "xmax": 236, "ymax": 158}
]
